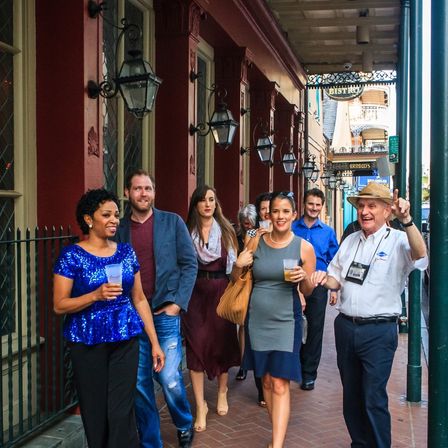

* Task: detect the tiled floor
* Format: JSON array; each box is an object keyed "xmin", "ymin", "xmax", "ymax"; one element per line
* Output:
[{"xmin": 159, "ymin": 305, "xmax": 428, "ymax": 447}]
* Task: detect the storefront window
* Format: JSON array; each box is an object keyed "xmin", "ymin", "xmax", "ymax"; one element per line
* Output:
[
  {"xmin": 0, "ymin": 0, "xmax": 15, "ymax": 336},
  {"xmin": 195, "ymin": 41, "xmax": 214, "ymax": 187},
  {"xmin": 102, "ymin": 0, "xmax": 152, "ymax": 201}
]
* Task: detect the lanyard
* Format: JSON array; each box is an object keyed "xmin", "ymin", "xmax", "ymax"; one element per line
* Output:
[{"xmin": 350, "ymin": 228, "xmax": 390, "ymax": 267}]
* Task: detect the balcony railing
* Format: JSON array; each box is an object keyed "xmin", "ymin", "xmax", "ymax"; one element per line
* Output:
[
  {"xmin": 349, "ymin": 104, "xmax": 390, "ymax": 129},
  {"xmin": 331, "ymin": 144, "xmax": 389, "ymax": 155},
  {"xmin": 1, "ymin": 226, "xmax": 78, "ymax": 447}
]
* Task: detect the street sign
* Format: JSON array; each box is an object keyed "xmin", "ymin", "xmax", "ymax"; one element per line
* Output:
[{"xmin": 389, "ymin": 135, "xmax": 399, "ymax": 163}]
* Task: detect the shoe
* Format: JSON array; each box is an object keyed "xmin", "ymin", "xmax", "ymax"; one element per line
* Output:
[
  {"xmin": 258, "ymin": 391, "xmax": 267, "ymax": 408},
  {"xmin": 300, "ymin": 380, "xmax": 315, "ymax": 391},
  {"xmin": 235, "ymin": 367, "xmax": 247, "ymax": 380},
  {"xmin": 217, "ymin": 387, "xmax": 229, "ymax": 416},
  {"xmin": 177, "ymin": 427, "xmax": 194, "ymax": 448},
  {"xmin": 194, "ymin": 401, "xmax": 208, "ymax": 432}
]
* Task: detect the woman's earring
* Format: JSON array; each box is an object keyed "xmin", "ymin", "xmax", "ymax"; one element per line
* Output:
[{"xmin": 88, "ymin": 223, "xmax": 93, "ymax": 229}]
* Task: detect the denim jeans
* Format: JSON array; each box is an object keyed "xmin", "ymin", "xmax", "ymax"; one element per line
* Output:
[{"xmin": 135, "ymin": 313, "xmax": 193, "ymax": 448}]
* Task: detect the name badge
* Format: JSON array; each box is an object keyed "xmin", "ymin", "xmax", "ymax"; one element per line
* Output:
[{"xmin": 345, "ymin": 261, "xmax": 370, "ymax": 285}]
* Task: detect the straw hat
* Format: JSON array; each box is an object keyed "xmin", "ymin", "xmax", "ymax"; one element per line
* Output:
[{"xmin": 347, "ymin": 182, "xmax": 393, "ymax": 208}]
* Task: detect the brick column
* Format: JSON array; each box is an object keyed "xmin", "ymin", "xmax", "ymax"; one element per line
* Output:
[
  {"xmin": 295, "ymin": 108, "xmax": 306, "ymax": 216},
  {"xmin": 154, "ymin": 0, "xmax": 203, "ymax": 217},
  {"xmin": 36, "ymin": 1, "xmax": 102, "ymax": 229},
  {"xmin": 248, "ymin": 81, "xmax": 278, "ymax": 202},
  {"xmin": 274, "ymin": 101, "xmax": 298, "ymax": 193},
  {"xmin": 214, "ymin": 47, "xmax": 252, "ymax": 220}
]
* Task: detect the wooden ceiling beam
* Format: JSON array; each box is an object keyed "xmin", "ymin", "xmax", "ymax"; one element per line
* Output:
[
  {"xmin": 279, "ymin": 16, "xmax": 400, "ymax": 27},
  {"xmin": 304, "ymin": 62, "xmax": 397, "ymax": 74},
  {"xmin": 287, "ymin": 30, "xmax": 398, "ymax": 41},
  {"xmin": 269, "ymin": 0, "xmax": 399, "ymax": 12},
  {"xmin": 297, "ymin": 44, "xmax": 397, "ymax": 55}
]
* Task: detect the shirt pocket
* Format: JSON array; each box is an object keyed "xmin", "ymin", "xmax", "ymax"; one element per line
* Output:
[{"xmin": 366, "ymin": 259, "xmax": 395, "ymax": 286}]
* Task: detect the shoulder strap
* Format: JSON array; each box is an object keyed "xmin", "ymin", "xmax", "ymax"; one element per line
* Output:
[{"xmin": 245, "ymin": 232, "xmax": 261, "ymax": 253}]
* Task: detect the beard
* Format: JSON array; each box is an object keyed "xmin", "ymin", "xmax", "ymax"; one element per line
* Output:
[{"xmin": 128, "ymin": 196, "xmax": 153, "ymax": 213}]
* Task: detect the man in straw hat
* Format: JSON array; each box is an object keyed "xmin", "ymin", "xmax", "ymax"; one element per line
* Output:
[{"xmin": 311, "ymin": 182, "xmax": 427, "ymax": 448}]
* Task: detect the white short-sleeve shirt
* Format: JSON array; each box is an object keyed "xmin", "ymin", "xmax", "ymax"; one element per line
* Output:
[{"xmin": 328, "ymin": 224, "xmax": 428, "ymax": 318}]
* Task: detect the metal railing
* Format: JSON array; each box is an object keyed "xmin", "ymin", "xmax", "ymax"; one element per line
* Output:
[
  {"xmin": 331, "ymin": 144, "xmax": 389, "ymax": 154},
  {"xmin": 0, "ymin": 226, "xmax": 78, "ymax": 447},
  {"xmin": 349, "ymin": 103, "xmax": 390, "ymax": 127}
]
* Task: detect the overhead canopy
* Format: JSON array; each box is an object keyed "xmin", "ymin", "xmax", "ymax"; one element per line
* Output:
[{"xmin": 265, "ymin": 0, "xmax": 400, "ymax": 87}]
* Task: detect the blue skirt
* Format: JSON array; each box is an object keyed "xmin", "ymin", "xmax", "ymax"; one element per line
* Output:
[{"xmin": 242, "ymin": 298, "xmax": 302, "ymax": 383}]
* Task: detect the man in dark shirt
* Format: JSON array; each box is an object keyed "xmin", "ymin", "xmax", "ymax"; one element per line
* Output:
[
  {"xmin": 292, "ymin": 188, "xmax": 338, "ymax": 390},
  {"xmin": 116, "ymin": 169, "xmax": 198, "ymax": 448}
]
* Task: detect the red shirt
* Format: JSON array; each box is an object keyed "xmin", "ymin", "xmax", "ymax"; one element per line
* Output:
[{"xmin": 130, "ymin": 215, "xmax": 155, "ymax": 303}]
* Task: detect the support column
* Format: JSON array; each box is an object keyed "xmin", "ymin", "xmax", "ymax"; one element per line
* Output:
[
  {"xmin": 154, "ymin": 0, "xmax": 202, "ymax": 217},
  {"xmin": 294, "ymin": 103, "xmax": 306, "ymax": 216},
  {"xmin": 274, "ymin": 101, "xmax": 298, "ymax": 192},
  {"xmin": 428, "ymin": 0, "xmax": 448, "ymax": 445},
  {"xmin": 397, "ymin": 0, "xmax": 411, "ymax": 333},
  {"xmin": 303, "ymin": 87, "xmax": 310, "ymax": 193},
  {"xmin": 407, "ymin": 0, "xmax": 423, "ymax": 403},
  {"xmin": 396, "ymin": 0, "xmax": 410, "ymax": 195},
  {"xmin": 248, "ymin": 81, "xmax": 278, "ymax": 201},
  {"xmin": 214, "ymin": 47, "xmax": 251, "ymax": 219},
  {"xmin": 36, "ymin": 2, "xmax": 101, "ymax": 229}
]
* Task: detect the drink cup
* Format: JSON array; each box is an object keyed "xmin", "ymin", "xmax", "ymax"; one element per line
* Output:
[
  {"xmin": 105, "ymin": 263, "xmax": 122, "ymax": 285},
  {"xmin": 283, "ymin": 259, "xmax": 298, "ymax": 282},
  {"xmin": 259, "ymin": 220, "xmax": 271, "ymax": 230}
]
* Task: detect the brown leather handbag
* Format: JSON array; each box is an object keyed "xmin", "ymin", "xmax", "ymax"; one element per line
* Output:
[{"xmin": 216, "ymin": 233, "xmax": 261, "ymax": 325}]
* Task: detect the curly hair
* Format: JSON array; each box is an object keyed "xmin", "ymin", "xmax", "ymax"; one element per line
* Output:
[
  {"xmin": 186, "ymin": 185, "xmax": 237, "ymax": 252},
  {"xmin": 76, "ymin": 189, "xmax": 120, "ymax": 235}
]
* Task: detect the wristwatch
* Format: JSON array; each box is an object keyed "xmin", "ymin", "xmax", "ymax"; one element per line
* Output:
[{"xmin": 400, "ymin": 219, "xmax": 414, "ymax": 228}]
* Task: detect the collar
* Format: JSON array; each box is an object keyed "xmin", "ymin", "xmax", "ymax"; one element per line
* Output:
[
  {"xmin": 297, "ymin": 216, "xmax": 323, "ymax": 229},
  {"xmin": 360, "ymin": 223, "xmax": 388, "ymax": 242}
]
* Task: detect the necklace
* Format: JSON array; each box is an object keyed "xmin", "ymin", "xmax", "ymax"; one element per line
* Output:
[{"xmin": 269, "ymin": 231, "xmax": 293, "ymax": 245}]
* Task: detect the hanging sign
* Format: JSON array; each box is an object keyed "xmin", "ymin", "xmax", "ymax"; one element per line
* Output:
[
  {"xmin": 331, "ymin": 161, "xmax": 376, "ymax": 171},
  {"xmin": 324, "ymin": 85, "xmax": 364, "ymax": 101},
  {"xmin": 388, "ymin": 136, "xmax": 399, "ymax": 163}
]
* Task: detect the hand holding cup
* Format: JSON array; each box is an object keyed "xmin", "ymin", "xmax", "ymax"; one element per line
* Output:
[{"xmin": 283, "ymin": 259, "xmax": 303, "ymax": 282}]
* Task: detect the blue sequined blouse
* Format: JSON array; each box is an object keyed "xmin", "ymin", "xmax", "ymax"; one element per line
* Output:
[{"xmin": 53, "ymin": 243, "xmax": 144, "ymax": 345}]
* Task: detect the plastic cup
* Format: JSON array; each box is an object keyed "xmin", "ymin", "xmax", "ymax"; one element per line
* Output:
[
  {"xmin": 283, "ymin": 259, "xmax": 298, "ymax": 282},
  {"xmin": 259, "ymin": 220, "xmax": 271, "ymax": 230},
  {"xmin": 105, "ymin": 263, "xmax": 122, "ymax": 285}
]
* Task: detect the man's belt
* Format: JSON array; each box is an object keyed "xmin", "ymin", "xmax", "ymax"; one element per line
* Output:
[
  {"xmin": 340, "ymin": 313, "xmax": 398, "ymax": 325},
  {"xmin": 197, "ymin": 270, "xmax": 228, "ymax": 279}
]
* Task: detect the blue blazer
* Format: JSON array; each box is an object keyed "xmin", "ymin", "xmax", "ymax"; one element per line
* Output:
[{"xmin": 116, "ymin": 208, "xmax": 198, "ymax": 312}]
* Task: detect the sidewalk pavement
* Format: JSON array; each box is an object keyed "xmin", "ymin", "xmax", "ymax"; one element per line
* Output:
[{"xmin": 160, "ymin": 305, "xmax": 428, "ymax": 447}]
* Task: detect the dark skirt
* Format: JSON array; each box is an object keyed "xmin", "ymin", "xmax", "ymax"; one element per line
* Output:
[{"xmin": 182, "ymin": 257, "xmax": 240, "ymax": 380}]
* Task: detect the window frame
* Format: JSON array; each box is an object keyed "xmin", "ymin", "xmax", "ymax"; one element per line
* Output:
[
  {"xmin": 102, "ymin": 0, "xmax": 156, "ymax": 206},
  {"xmin": 195, "ymin": 39, "xmax": 215, "ymax": 187},
  {"xmin": 1, "ymin": 0, "xmax": 37, "ymax": 341}
]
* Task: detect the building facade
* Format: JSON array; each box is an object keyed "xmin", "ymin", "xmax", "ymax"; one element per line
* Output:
[{"xmin": 1, "ymin": 1, "xmax": 315, "ymax": 444}]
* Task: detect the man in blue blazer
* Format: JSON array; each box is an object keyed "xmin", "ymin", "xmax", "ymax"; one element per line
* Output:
[{"xmin": 116, "ymin": 169, "xmax": 198, "ymax": 448}]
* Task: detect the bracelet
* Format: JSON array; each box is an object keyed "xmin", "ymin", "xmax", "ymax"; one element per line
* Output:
[
  {"xmin": 330, "ymin": 289, "xmax": 338, "ymax": 292},
  {"xmin": 400, "ymin": 219, "xmax": 414, "ymax": 228}
]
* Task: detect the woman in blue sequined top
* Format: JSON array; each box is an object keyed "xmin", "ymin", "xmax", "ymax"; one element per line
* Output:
[{"xmin": 53, "ymin": 189, "xmax": 165, "ymax": 448}]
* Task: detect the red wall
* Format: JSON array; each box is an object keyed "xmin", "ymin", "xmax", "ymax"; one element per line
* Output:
[{"xmin": 36, "ymin": 0, "xmax": 102, "ymax": 231}]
